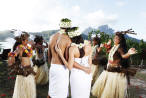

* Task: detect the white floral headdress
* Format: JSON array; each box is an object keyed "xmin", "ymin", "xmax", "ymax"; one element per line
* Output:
[
  {"xmin": 59, "ymin": 18, "xmax": 72, "ymax": 28},
  {"xmin": 68, "ymin": 30, "xmax": 82, "ymax": 38},
  {"xmin": 71, "ymin": 40, "xmax": 89, "ymax": 48},
  {"xmin": 67, "ymin": 27, "xmax": 82, "ymax": 38},
  {"xmin": 91, "ymin": 33, "xmax": 100, "ymax": 38}
]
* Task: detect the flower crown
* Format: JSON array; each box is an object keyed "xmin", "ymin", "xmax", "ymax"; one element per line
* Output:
[
  {"xmin": 67, "ymin": 27, "xmax": 82, "ymax": 38},
  {"xmin": 59, "ymin": 18, "xmax": 72, "ymax": 28},
  {"xmin": 71, "ymin": 40, "xmax": 89, "ymax": 48},
  {"xmin": 68, "ymin": 31, "xmax": 82, "ymax": 38}
]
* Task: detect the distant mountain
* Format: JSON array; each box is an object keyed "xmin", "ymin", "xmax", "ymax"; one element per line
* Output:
[
  {"xmin": 82, "ymin": 25, "xmax": 140, "ymax": 42},
  {"xmin": 0, "ymin": 30, "xmax": 58, "ymax": 42},
  {"xmin": 82, "ymin": 27, "xmax": 95, "ymax": 36},
  {"xmin": 0, "ymin": 25, "xmax": 141, "ymax": 43},
  {"xmin": 98, "ymin": 25, "xmax": 114, "ymax": 35}
]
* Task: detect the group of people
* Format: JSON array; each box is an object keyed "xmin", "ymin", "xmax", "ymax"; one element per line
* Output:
[{"xmin": 8, "ymin": 18, "xmax": 137, "ymax": 98}]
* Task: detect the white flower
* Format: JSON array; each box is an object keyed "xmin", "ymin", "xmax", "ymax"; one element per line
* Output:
[
  {"xmin": 84, "ymin": 40, "xmax": 89, "ymax": 45},
  {"xmin": 91, "ymin": 34, "xmax": 96, "ymax": 38},
  {"xmin": 59, "ymin": 29, "xmax": 66, "ymax": 34},
  {"xmin": 71, "ymin": 43, "xmax": 76, "ymax": 46},
  {"xmin": 71, "ymin": 43, "xmax": 85, "ymax": 48},
  {"xmin": 59, "ymin": 21, "xmax": 71, "ymax": 28},
  {"xmin": 97, "ymin": 34, "xmax": 101, "ymax": 38},
  {"xmin": 68, "ymin": 30, "xmax": 82, "ymax": 38}
]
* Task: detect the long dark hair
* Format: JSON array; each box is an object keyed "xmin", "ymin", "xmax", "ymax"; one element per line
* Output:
[
  {"xmin": 34, "ymin": 35, "xmax": 43, "ymax": 44},
  {"xmin": 13, "ymin": 36, "xmax": 22, "ymax": 52},
  {"xmin": 115, "ymin": 32, "xmax": 129, "ymax": 68},
  {"xmin": 93, "ymin": 36, "xmax": 101, "ymax": 46},
  {"xmin": 70, "ymin": 35, "xmax": 85, "ymax": 58}
]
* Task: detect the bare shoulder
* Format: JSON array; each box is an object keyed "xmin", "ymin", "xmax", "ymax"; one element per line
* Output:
[
  {"xmin": 69, "ymin": 46, "xmax": 77, "ymax": 53},
  {"xmin": 61, "ymin": 34, "xmax": 71, "ymax": 41},
  {"xmin": 58, "ymin": 34, "xmax": 71, "ymax": 46},
  {"xmin": 85, "ymin": 44, "xmax": 92, "ymax": 54},
  {"xmin": 70, "ymin": 45, "xmax": 76, "ymax": 50},
  {"xmin": 50, "ymin": 33, "xmax": 59, "ymax": 41}
]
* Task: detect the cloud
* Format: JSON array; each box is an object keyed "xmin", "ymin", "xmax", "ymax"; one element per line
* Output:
[
  {"xmin": 84, "ymin": 10, "xmax": 118, "ymax": 28},
  {"xmin": 72, "ymin": 5, "xmax": 80, "ymax": 12},
  {"xmin": 0, "ymin": 0, "xmax": 118, "ymax": 32},
  {"xmin": 115, "ymin": 1, "xmax": 126, "ymax": 7},
  {"xmin": 140, "ymin": 12, "xmax": 146, "ymax": 18},
  {"xmin": 0, "ymin": 0, "xmax": 69, "ymax": 32}
]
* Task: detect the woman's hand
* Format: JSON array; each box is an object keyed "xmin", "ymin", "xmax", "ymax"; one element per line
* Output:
[
  {"xmin": 107, "ymin": 39, "xmax": 112, "ymax": 45},
  {"xmin": 128, "ymin": 48, "xmax": 137, "ymax": 55},
  {"xmin": 8, "ymin": 57, "xmax": 15, "ymax": 66},
  {"xmin": 55, "ymin": 44, "xmax": 63, "ymax": 57},
  {"xmin": 100, "ymin": 43, "xmax": 104, "ymax": 48},
  {"xmin": 83, "ymin": 67, "xmax": 91, "ymax": 74}
]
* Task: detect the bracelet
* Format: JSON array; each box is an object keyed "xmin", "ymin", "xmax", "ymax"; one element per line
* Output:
[{"xmin": 8, "ymin": 52, "xmax": 16, "ymax": 57}]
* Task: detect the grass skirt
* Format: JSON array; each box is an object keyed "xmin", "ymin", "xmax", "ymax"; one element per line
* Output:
[
  {"xmin": 33, "ymin": 63, "xmax": 49, "ymax": 85},
  {"xmin": 13, "ymin": 74, "xmax": 36, "ymax": 98},
  {"xmin": 91, "ymin": 64, "xmax": 104, "ymax": 85},
  {"xmin": 91, "ymin": 70, "xmax": 128, "ymax": 98}
]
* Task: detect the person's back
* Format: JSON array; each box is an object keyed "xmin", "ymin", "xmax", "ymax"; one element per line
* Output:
[
  {"xmin": 48, "ymin": 18, "xmax": 72, "ymax": 98},
  {"xmin": 69, "ymin": 41, "xmax": 92, "ymax": 98},
  {"xmin": 72, "ymin": 43, "xmax": 92, "ymax": 67},
  {"xmin": 49, "ymin": 32, "xmax": 71, "ymax": 65},
  {"xmin": 48, "ymin": 32, "xmax": 71, "ymax": 98}
]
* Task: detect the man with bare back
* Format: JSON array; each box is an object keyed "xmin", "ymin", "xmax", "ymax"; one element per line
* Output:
[{"xmin": 47, "ymin": 18, "xmax": 72, "ymax": 98}]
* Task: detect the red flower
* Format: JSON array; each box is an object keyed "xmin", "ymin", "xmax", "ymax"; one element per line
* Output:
[
  {"xmin": 136, "ymin": 86, "xmax": 139, "ymax": 89},
  {"xmin": 1, "ymin": 94, "xmax": 6, "ymax": 96},
  {"xmin": 139, "ymin": 96, "xmax": 143, "ymax": 98},
  {"xmin": 11, "ymin": 77, "xmax": 15, "ymax": 80},
  {"xmin": 8, "ymin": 77, "xmax": 10, "ymax": 79}
]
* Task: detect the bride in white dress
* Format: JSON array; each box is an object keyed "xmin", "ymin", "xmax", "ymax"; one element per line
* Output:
[
  {"xmin": 70, "ymin": 56, "xmax": 92, "ymax": 98},
  {"xmin": 55, "ymin": 31, "xmax": 92, "ymax": 98}
]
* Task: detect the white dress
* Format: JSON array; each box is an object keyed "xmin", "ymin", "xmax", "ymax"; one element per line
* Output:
[{"xmin": 70, "ymin": 56, "xmax": 92, "ymax": 98}]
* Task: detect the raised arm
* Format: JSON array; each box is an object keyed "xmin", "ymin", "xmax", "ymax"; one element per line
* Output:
[{"xmin": 118, "ymin": 47, "xmax": 137, "ymax": 59}]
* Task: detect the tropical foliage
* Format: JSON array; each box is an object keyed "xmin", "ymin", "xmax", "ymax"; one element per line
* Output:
[{"xmin": 88, "ymin": 30, "xmax": 146, "ymax": 66}]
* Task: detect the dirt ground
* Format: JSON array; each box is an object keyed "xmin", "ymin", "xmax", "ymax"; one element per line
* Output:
[{"xmin": 0, "ymin": 61, "xmax": 146, "ymax": 98}]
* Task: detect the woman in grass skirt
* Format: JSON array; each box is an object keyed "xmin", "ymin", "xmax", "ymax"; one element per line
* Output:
[
  {"xmin": 33, "ymin": 35, "xmax": 49, "ymax": 85},
  {"xmin": 91, "ymin": 36, "xmax": 105, "ymax": 85},
  {"xmin": 91, "ymin": 30, "xmax": 137, "ymax": 98},
  {"xmin": 8, "ymin": 32, "xmax": 36, "ymax": 98}
]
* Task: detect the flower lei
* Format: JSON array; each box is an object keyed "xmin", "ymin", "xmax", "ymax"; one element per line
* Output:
[
  {"xmin": 8, "ymin": 52, "xmax": 17, "ymax": 57},
  {"xmin": 108, "ymin": 44, "xmax": 120, "ymax": 61},
  {"xmin": 19, "ymin": 44, "xmax": 33, "ymax": 57},
  {"xmin": 71, "ymin": 40, "xmax": 89, "ymax": 48}
]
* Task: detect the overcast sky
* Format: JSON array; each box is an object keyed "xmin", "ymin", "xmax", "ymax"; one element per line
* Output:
[{"xmin": 0, "ymin": 0, "xmax": 146, "ymax": 40}]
